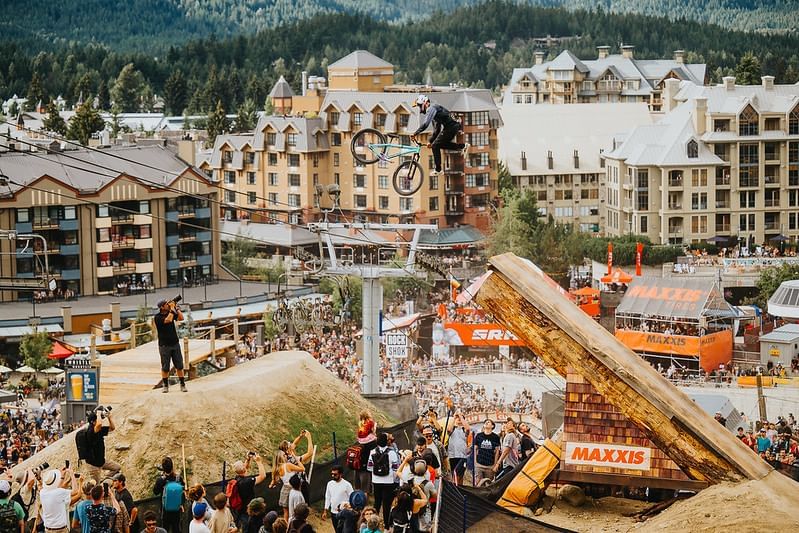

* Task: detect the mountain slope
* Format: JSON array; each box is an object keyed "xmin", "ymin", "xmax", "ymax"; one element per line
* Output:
[{"xmin": 0, "ymin": 0, "xmax": 795, "ymax": 52}]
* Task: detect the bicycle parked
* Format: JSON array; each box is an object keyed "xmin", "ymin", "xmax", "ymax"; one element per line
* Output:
[{"xmin": 350, "ymin": 129, "xmax": 425, "ymax": 196}]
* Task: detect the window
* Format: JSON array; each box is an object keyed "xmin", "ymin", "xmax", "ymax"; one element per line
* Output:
[
  {"xmin": 224, "ymin": 171, "xmax": 236, "ymax": 184},
  {"xmin": 791, "ymin": 106, "xmax": 799, "ymax": 135},
  {"xmin": 668, "ymin": 171, "xmax": 683, "ymax": 187},
  {"xmin": 266, "ymin": 133, "xmax": 276, "ymax": 146},
  {"xmin": 247, "ymin": 192, "xmax": 256, "ymax": 205},
  {"xmin": 331, "ymin": 132, "xmax": 342, "ymax": 146},
  {"xmin": 468, "ymin": 132, "xmax": 489, "ymax": 146},
  {"xmin": 375, "ymin": 113, "xmax": 387, "ymax": 127},
  {"xmin": 289, "ymin": 174, "xmax": 301, "ymax": 187},
  {"xmin": 791, "ymin": 212, "xmax": 799, "ymax": 230},
  {"xmin": 640, "ymin": 215, "xmax": 648, "ymax": 233},
  {"xmin": 354, "ymin": 195, "xmax": 367, "ymax": 208},
  {"xmin": 765, "ymin": 117, "xmax": 781, "ymax": 131},
  {"xmin": 16, "ymin": 208, "xmax": 30, "ymax": 223},
  {"xmin": 268, "ymin": 173, "xmax": 278, "ymax": 186},
  {"xmin": 97, "ymin": 204, "xmax": 109, "ymax": 218},
  {"xmin": 136, "ymin": 225, "xmax": 151, "ymax": 239},
  {"xmin": 554, "ymin": 207, "xmax": 573, "ymax": 217},
  {"xmin": 635, "ymin": 169, "xmax": 648, "ymax": 189},
  {"xmin": 354, "ymin": 174, "xmax": 366, "ymax": 188},
  {"xmin": 465, "ymin": 111, "xmax": 489, "ymax": 126},
  {"xmin": 691, "ymin": 169, "xmax": 708, "ymax": 187},
  {"xmin": 554, "ymin": 190, "xmax": 573, "ymax": 200},
  {"xmin": 691, "ymin": 215, "xmax": 708, "ymax": 234},
  {"xmin": 268, "ymin": 193, "xmax": 278, "ymax": 205},
  {"xmin": 739, "ymin": 105, "xmax": 759, "ymax": 136},
  {"xmin": 334, "ymin": 173, "xmax": 340, "ymax": 185},
  {"xmin": 637, "ymin": 191, "xmax": 648, "ymax": 211},
  {"xmin": 379, "ymin": 196, "xmax": 389, "ymax": 209},
  {"xmin": 765, "ymin": 189, "xmax": 780, "ymax": 207},
  {"xmin": 288, "ymin": 194, "xmax": 301, "ymax": 207},
  {"xmin": 739, "ymin": 143, "xmax": 759, "ymax": 187},
  {"xmin": 739, "ymin": 191, "xmax": 756, "ymax": 208},
  {"xmin": 225, "ymin": 190, "xmax": 236, "ymax": 203},
  {"xmin": 222, "ymin": 150, "xmax": 232, "ymax": 163},
  {"xmin": 714, "ymin": 119, "xmax": 730, "ymax": 132},
  {"xmin": 398, "ymin": 114, "xmax": 409, "ymax": 129},
  {"xmin": 429, "ymin": 174, "xmax": 439, "ymax": 190},
  {"xmin": 333, "ymin": 153, "xmax": 339, "ymax": 167},
  {"xmin": 537, "ymin": 191, "xmax": 548, "ymax": 201},
  {"xmin": 764, "ymin": 142, "xmax": 780, "ymax": 161},
  {"xmin": 247, "ymin": 172, "xmax": 256, "ymax": 185},
  {"xmin": 63, "ymin": 206, "xmax": 76, "ymax": 220},
  {"xmin": 268, "ymin": 153, "xmax": 277, "ymax": 166},
  {"xmin": 581, "ymin": 188, "xmax": 599, "ymax": 200},
  {"xmin": 288, "ymin": 153, "xmax": 300, "ymax": 167},
  {"xmin": 97, "ymin": 228, "xmax": 110, "ymax": 242},
  {"xmin": 691, "ymin": 192, "xmax": 708, "ymax": 210},
  {"xmin": 378, "ymin": 175, "xmax": 389, "ymax": 190},
  {"xmin": 286, "ymin": 133, "xmax": 298, "ymax": 147},
  {"xmin": 329, "ymin": 111, "xmax": 340, "ymax": 126},
  {"xmin": 469, "ymin": 153, "xmax": 489, "ymax": 167},
  {"xmin": 687, "ymin": 140, "xmax": 698, "ymax": 158},
  {"xmin": 400, "ymin": 197, "xmax": 413, "ymax": 211},
  {"xmin": 739, "ymin": 213, "xmax": 755, "ymax": 231},
  {"xmin": 313, "ymin": 173, "xmax": 319, "ymax": 186},
  {"xmin": 353, "ymin": 112, "xmax": 363, "ymax": 126},
  {"xmin": 312, "ymin": 153, "xmax": 319, "ymax": 168},
  {"xmin": 429, "ymin": 197, "xmax": 439, "ymax": 211},
  {"xmin": 139, "ymin": 201, "xmax": 150, "ymax": 214},
  {"xmin": 245, "ymin": 152, "xmax": 255, "ymax": 165}
]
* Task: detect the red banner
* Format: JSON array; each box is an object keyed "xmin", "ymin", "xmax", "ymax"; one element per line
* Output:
[
  {"xmin": 443, "ymin": 323, "xmax": 526, "ymax": 346},
  {"xmin": 615, "ymin": 329, "xmax": 733, "ymax": 371},
  {"xmin": 607, "ymin": 242, "xmax": 613, "ymax": 275},
  {"xmin": 635, "ymin": 242, "xmax": 643, "ymax": 277}
]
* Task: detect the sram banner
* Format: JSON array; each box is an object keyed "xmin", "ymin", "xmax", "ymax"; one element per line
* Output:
[
  {"xmin": 443, "ymin": 323, "xmax": 526, "ymax": 346},
  {"xmin": 564, "ymin": 442, "xmax": 651, "ymax": 471}
]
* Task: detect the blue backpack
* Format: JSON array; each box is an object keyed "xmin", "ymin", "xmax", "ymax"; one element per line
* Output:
[{"xmin": 162, "ymin": 479, "xmax": 183, "ymax": 512}]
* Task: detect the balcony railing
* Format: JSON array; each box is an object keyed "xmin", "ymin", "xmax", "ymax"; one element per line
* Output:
[
  {"xmin": 111, "ymin": 215, "xmax": 134, "ymax": 224},
  {"xmin": 739, "ymin": 177, "xmax": 759, "ymax": 188},
  {"xmin": 716, "ymin": 224, "xmax": 731, "ymax": 232},
  {"xmin": 32, "ymin": 218, "xmax": 60, "ymax": 230},
  {"xmin": 112, "ymin": 238, "xmax": 135, "ymax": 249},
  {"xmin": 668, "ymin": 203, "xmax": 682, "ymax": 210},
  {"xmin": 765, "ymin": 221, "xmax": 780, "ymax": 231},
  {"xmin": 715, "ymin": 174, "xmax": 731, "ymax": 186},
  {"xmin": 668, "ymin": 178, "xmax": 683, "ymax": 187},
  {"xmin": 765, "ymin": 199, "xmax": 780, "ymax": 208},
  {"xmin": 668, "ymin": 226, "xmax": 683, "ymax": 234},
  {"xmin": 178, "ymin": 233, "xmax": 197, "ymax": 242},
  {"xmin": 765, "ymin": 175, "xmax": 780, "ymax": 186},
  {"xmin": 715, "ymin": 201, "xmax": 730, "ymax": 209},
  {"xmin": 177, "ymin": 207, "xmax": 197, "ymax": 218},
  {"xmin": 112, "ymin": 263, "xmax": 136, "ymax": 274}
]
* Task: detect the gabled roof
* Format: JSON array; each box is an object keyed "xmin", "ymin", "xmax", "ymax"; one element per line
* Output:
[
  {"xmin": 328, "ymin": 50, "xmax": 393, "ymax": 70},
  {"xmin": 674, "ymin": 81, "xmax": 799, "ymax": 115},
  {"xmin": 548, "ymin": 50, "xmax": 589, "ymax": 73},
  {"xmin": 252, "ymin": 116, "xmax": 329, "ymax": 152},
  {"xmin": 418, "ymin": 225, "xmax": 485, "ymax": 248},
  {"xmin": 269, "ymin": 75, "xmax": 295, "ymax": 98}
]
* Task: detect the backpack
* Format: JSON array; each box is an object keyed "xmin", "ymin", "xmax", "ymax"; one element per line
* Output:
[
  {"xmin": 162, "ymin": 478, "xmax": 183, "ymax": 512},
  {"xmin": 0, "ymin": 501, "xmax": 17, "ymax": 533},
  {"xmin": 225, "ymin": 478, "xmax": 243, "ymax": 513},
  {"xmin": 392, "ymin": 510, "xmax": 413, "ymax": 533},
  {"xmin": 345, "ymin": 445, "xmax": 363, "ymax": 471},
  {"xmin": 75, "ymin": 427, "xmax": 94, "ymax": 463},
  {"xmin": 372, "ymin": 448, "xmax": 390, "ymax": 477}
]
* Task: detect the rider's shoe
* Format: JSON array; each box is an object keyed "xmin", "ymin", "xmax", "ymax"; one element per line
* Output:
[
  {"xmin": 162, "ymin": 385, "xmax": 169, "ymax": 393},
  {"xmin": 180, "ymin": 383, "xmax": 187, "ymax": 393},
  {"xmin": 430, "ymin": 169, "xmax": 441, "ymax": 177}
]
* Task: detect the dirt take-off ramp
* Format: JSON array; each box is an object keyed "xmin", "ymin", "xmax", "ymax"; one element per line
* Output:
[{"xmin": 12, "ymin": 351, "xmax": 390, "ymax": 498}]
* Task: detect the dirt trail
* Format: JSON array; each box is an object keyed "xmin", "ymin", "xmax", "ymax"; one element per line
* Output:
[{"xmin": 11, "ymin": 351, "xmax": 391, "ymax": 498}]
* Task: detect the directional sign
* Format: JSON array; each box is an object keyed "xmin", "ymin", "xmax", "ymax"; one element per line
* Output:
[{"xmin": 384, "ymin": 332, "xmax": 408, "ymax": 359}]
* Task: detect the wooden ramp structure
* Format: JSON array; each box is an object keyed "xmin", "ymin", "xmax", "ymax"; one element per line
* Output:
[
  {"xmin": 98, "ymin": 339, "xmax": 235, "ymax": 406},
  {"xmin": 474, "ymin": 253, "xmax": 772, "ymax": 483}
]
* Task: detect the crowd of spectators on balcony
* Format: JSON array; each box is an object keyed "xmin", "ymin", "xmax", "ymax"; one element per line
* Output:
[{"xmin": 617, "ymin": 317, "xmax": 704, "ymax": 337}]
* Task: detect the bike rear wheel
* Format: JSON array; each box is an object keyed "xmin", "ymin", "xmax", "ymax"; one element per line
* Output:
[
  {"xmin": 351, "ymin": 128, "xmax": 387, "ymax": 165},
  {"xmin": 393, "ymin": 160, "xmax": 424, "ymax": 196}
]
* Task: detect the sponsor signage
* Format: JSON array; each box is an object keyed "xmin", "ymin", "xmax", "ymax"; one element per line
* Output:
[
  {"xmin": 443, "ymin": 323, "xmax": 526, "ymax": 346},
  {"xmin": 65, "ymin": 368, "xmax": 99, "ymax": 402},
  {"xmin": 615, "ymin": 329, "xmax": 733, "ymax": 370},
  {"xmin": 384, "ymin": 332, "xmax": 408, "ymax": 359},
  {"xmin": 564, "ymin": 442, "xmax": 651, "ymax": 471}
]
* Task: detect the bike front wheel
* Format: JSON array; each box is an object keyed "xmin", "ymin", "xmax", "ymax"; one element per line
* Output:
[
  {"xmin": 393, "ymin": 160, "xmax": 424, "ymax": 196},
  {"xmin": 351, "ymin": 128, "xmax": 387, "ymax": 165}
]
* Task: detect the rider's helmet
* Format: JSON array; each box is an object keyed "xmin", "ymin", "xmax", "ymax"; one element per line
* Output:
[{"xmin": 413, "ymin": 94, "xmax": 429, "ymax": 109}]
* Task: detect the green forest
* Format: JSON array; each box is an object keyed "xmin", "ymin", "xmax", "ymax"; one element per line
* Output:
[
  {"xmin": 1, "ymin": 0, "xmax": 794, "ymax": 52},
  {"xmin": 2, "ymin": 1, "xmax": 798, "ymax": 117}
]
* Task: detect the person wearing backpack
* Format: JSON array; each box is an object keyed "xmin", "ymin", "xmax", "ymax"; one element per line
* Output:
[
  {"xmin": 366, "ymin": 433, "xmax": 399, "ymax": 528},
  {"xmin": 153, "ymin": 456, "xmax": 184, "ymax": 533},
  {"xmin": 388, "ymin": 486, "xmax": 426, "ymax": 533},
  {"xmin": 228, "ymin": 451, "xmax": 267, "ymax": 530},
  {"xmin": 0, "ymin": 479, "xmax": 25, "ymax": 533},
  {"xmin": 410, "ymin": 461, "xmax": 436, "ymax": 533}
]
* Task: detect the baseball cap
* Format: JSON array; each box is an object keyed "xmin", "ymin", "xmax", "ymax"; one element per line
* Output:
[
  {"xmin": 193, "ymin": 502, "xmax": 207, "ymax": 518},
  {"xmin": 156, "ymin": 299, "xmax": 168, "ymax": 308},
  {"xmin": 112, "ymin": 473, "xmax": 126, "ymax": 483},
  {"xmin": 0, "ymin": 480, "xmax": 10, "ymax": 494},
  {"xmin": 412, "ymin": 95, "xmax": 429, "ymax": 107}
]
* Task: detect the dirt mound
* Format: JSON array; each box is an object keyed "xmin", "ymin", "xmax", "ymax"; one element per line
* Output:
[
  {"xmin": 639, "ymin": 471, "xmax": 799, "ymax": 532},
  {"xmin": 12, "ymin": 351, "xmax": 392, "ymax": 498}
]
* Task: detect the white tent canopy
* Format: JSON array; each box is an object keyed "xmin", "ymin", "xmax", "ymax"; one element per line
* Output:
[{"xmin": 15, "ymin": 365, "xmax": 36, "ymax": 373}]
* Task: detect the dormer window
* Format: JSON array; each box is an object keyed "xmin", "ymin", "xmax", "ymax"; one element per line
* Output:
[
  {"xmin": 687, "ymin": 139, "xmax": 699, "ymax": 158},
  {"xmin": 739, "ymin": 105, "xmax": 759, "ymax": 136},
  {"xmin": 328, "ymin": 111, "xmax": 340, "ymax": 126},
  {"xmin": 790, "ymin": 105, "xmax": 799, "ymax": 135}
]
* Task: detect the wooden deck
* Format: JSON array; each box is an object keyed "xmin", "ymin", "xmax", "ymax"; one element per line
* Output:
[{"xmin": 98, "ymin": 339, "xmax": 235, "ymax": 406}]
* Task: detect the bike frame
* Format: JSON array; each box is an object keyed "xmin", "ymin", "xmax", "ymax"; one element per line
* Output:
[{"xmin": 368, "ymin": 142, "xmax": 420, "ymax": 162}]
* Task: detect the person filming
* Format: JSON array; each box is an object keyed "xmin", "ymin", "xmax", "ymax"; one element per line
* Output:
[
  {"xmin": 154, "ymin": 297, "xmax": 187, "ymax": 393},
  {"xmin": 84, "ymin": 406, "xmax": 121, "ymax": 483}
]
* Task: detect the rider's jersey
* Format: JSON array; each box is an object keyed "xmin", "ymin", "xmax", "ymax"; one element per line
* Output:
[{"xmin": 413, "ymin": 103, "xmax": 460, "ymax": 136}]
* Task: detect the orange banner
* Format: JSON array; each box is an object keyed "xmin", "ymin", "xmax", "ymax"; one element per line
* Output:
[
  {"xmin": 443, "ymin": 323, "xmax": 526, "ymax": 346},
  {"xmin": 615, "ymin": 329, "xmax": 733, "ymax": 370}
]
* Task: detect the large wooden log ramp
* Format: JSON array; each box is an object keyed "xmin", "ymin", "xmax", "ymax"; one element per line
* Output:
[{"xmin": 475, "ymin": 253, "xmax": 772, "ymax": 483}]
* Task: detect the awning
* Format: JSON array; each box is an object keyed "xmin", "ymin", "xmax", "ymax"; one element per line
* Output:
[
  {"xmin": 601, "ymin": 268, "xmax": 632, "ymax": 284},
  {"xmin": 48, "ymin": 341, "xmax": 74, "ymax": 360},
  {"xmin": 0, "ymin": 389, "xmax": 16, "ymax": 403},
  {"xmin": 15, "ymin": 365, "xmax": 36, "ymax": 373},
  {"xmin": 0, "ymin": 324, "xmax": 63, "ymax": 338},
  {"xmin": 616, "ymin": 276, "xmax": 733, "ymax": 321},
  {"xmin": 572, "ymin": 287, "xmax": 599, "ymax": 297}
]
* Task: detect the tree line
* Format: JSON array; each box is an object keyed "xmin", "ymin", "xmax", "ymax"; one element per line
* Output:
[{"xmin": 2, "ymin": 1, "xmax": 799, "ymax": 121}]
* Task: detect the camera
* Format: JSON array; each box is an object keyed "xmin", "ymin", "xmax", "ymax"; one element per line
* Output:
[
  {"xmin": 247, "ymin": 451, "xmax": 256, "ymax": 458},
  {"xmin": 31, "ymin": 462, "xmax": 49, "ymax": 477},
  {"xmin": 95, "ymin": 405, "xmax": 112, "ymax": 419},
  {"xmin": 171, "ymin": 295, "xmax": 182, "ymax": 304}
]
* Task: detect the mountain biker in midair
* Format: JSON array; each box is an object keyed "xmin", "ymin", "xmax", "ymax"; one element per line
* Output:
[{"xmin": 410, "ymin": 95, "xmax": 469, "ymax": 177}]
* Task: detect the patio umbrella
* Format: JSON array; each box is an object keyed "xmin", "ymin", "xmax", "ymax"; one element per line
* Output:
[
  {"xmin": 40, "ymin": 367, "xmax": 64, "ymax": 375},
  {"xmin": 0, "ymin": 365, "xmax": 12, "ymax": 373},
  {"xmin": 572, "ymin": 287, "xmax": 600, "ymax": 297},
  {"xmin": 601, "ymin": 268, "xmax": 633, "ymax": 284},
  {"xmin": 15, "ymin": 365, "xmax": 36, "ymax": 373},
  {"xmin": 48, "ymin": 341, "xmax": 74, "ymax": 360},
  {"xmin": 769, "ymin": 234, "xmax": 790, "ymax": 243}
]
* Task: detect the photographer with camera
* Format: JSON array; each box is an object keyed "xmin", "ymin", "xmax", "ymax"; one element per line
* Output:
[
  {"xmin": 154, "ymin": 297, "xmax": 187, "ymax": 393},
  {"xmin": 39, "ymin": 467, "xmax": 81, "ymax": 533},
  {"xmin": 83, "ymin": 406, "xmax": 121, "ymax": 483},
  {"xmin": 227, "ymin": 451, "xmax": 266, "ymax": 530}
]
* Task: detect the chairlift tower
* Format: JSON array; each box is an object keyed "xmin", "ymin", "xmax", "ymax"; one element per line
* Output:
[
  {"xmin": 307, "ymin": 220, "xmax": 436, "ymax": 394},
  {"xmin": 0, "ymin": 229, "xmax": 56, "ymax": 323}
]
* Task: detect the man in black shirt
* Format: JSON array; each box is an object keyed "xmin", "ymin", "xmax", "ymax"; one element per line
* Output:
[
  {"xmin": 86, "ymin": 407, "xmax": 121, "ymax": 483},
  {"xmin": 231, "ymin": 453, "xmax": 267, "ymax": 530},
  {"xmin": 411, "ymin": 95, "xmax": 469, "ymax": 176},
  {"xmin": 518, "ymin": 423, "xmax": 537, "ymax": 458},
  {"xmin": 154, "ymin": 298, "xmax": 186, "ymax": 393},
  {"xmin": 112, "ymin": 473, "xmax": 138, "ymax": 533}
]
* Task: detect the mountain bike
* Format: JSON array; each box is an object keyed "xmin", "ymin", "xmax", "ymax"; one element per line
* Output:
[{"xmin": 350, "ymin": 128, "xmax": 424, "ymax": 196}]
